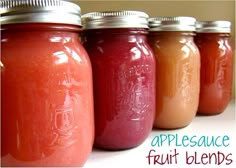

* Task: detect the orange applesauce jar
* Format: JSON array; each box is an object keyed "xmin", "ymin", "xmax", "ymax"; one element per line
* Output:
[
  {"xmin": 195, "ymin": 21, "xmax": 233, "ymax": 115},
  {"xmin": 148, "ymin": 17, "xmax": 200, "ymax": 129},
  {"xmin": 1, "ymin": 0, "xmax": 94, "ymax": 167}
]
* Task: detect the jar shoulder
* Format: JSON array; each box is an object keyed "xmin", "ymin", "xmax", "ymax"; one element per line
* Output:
[
  {"xmin": 1, "ymin": 38, "xmax": 90, "ymax": 67},
  {"xmin": 150, "ymin": 39, "xmax": 200, "ymax": 58},
  {"xmin": 85, "ymin": 39, "xmax": 154, "ymax": 56}
]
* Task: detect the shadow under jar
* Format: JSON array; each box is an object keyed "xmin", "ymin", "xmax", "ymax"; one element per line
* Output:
[
  {"xmin": 1, "ymin": 0, "xmax": 94, "ymax": 167},
  {"xmin": 195, "ymin": 21, "xmax": 234, "ymax": 115},
  {"xmin": 148, "ymin": 17, "xmax": 200, "ymax": 129},
  {"xmin": 82, "ymin": 11, "xmax": 156, "ymax": 150}
]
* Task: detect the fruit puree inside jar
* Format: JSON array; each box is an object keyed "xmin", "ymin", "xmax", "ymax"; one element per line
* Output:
[
  {"xmin": 149, "ymin": 31, "xmax": 200, "ymax": 129},
  {"xmin": 195, "ymin": 33, "xmax": 233, "ymax": 114},
  {"xmin": 84, "ymin": 28, "xmax": 156, "ymax": 149},
  {"xmin": 1, "ymin": 24, "xmax": 94, "ymax": 167}
]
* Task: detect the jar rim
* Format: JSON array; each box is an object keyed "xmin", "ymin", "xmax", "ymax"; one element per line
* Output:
[
  {"xmin": 0, "ymin": 0, "xmax": 82, "ymax": 26},
  {"xmin": 148, "ymin": 16, "xmax": 196, "ymax": 32},
  {"xmin": 196, "ymin": 21, "xmax": 231, "ymax": 33},
  {"xmin": 82, "ymin": 11, "xmax": 149, "ymax": 29}
]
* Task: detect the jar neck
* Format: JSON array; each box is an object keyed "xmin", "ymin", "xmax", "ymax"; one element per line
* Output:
[
  {"xmin": 149, "ymin": 31, "xmax": 195, "ymax": 36},
  {"xmin": 1, "ymin": 23, "xmax": 81, "ymax": 42},
  {"xmin": 149, "ymin": 31, "xmax": 195, "ymax": 41},
  {"xmin": 83, "ymin": 28, "xmax": 148, "ymax": 39},
  {"xmin": 1, "ymin": 23, "xmax": 81, "ymax": 31},
  {"xmin": 84, "ymin": 28, "xmax": 147, "ymax": 33},
  {"xmin": 196, "ymin": 32, "xmax": 231, "ymax": 40}
]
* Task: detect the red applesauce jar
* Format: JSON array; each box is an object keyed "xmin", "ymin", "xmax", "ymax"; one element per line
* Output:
[
  {"xmin": 1, "ymin": 0, "xmax": 94, "ymax": 167},
  {"xmin": 195, "ymin": 21, "xmax": 234, "ymax": 115},
  {"xmin": 82, "ymin": 11, "xmax": 156, "ymax": 150}
]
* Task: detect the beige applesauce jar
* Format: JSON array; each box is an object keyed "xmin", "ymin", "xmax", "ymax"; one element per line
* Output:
[{"xmin": 148, "ymin": 17, "xmax": 200, "ymax": 129}]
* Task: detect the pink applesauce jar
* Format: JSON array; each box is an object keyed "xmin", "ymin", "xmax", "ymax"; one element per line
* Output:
[
  {"xmin": 82, "ymin": 11, "xmax": 156, "ymax": 150},
  {"xmin": 1, "ymin": 0, "xmax": 94, "ymax": 166}
]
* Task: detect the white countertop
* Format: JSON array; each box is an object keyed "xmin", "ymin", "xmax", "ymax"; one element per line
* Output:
[{"xmin": 85, "ymin": 100, "xmax": 236, "ymax": 168}]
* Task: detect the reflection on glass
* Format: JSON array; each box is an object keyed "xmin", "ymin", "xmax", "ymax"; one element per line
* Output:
[{"xmin": 53, "ymin": 51, "xmax": 68, "ymax": 64}]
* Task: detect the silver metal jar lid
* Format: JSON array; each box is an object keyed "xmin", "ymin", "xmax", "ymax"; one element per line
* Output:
[
  {"xmin": 0, "ymin": 0, "xmax": 82, "ymax": 26},
  {"xmin": 196, "ymin": 21, "xmax": 231, "ymax": 33},
  {"xmin": 148, "ymin": 16, "xmax": 196, "ymax": 31},
  {"xmin": 82, "ymin": 11, "xmax": 149, "ymax": 29}
]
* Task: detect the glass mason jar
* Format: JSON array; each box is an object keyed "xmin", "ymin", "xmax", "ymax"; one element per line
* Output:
[
  {"xmin": 195, "ymin": 21, "xmax": 233, "ymax": 115},
  {"xmin": 82, "ymin": 11, "xmax": 156, "ymax": 150},
  {"xmin": 1, "ymin": 0, "xmax": 94, "ymax": 167},
  {"xmin": 148, "ymin": 17, "xmax": 200, "ymax": 129}
]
